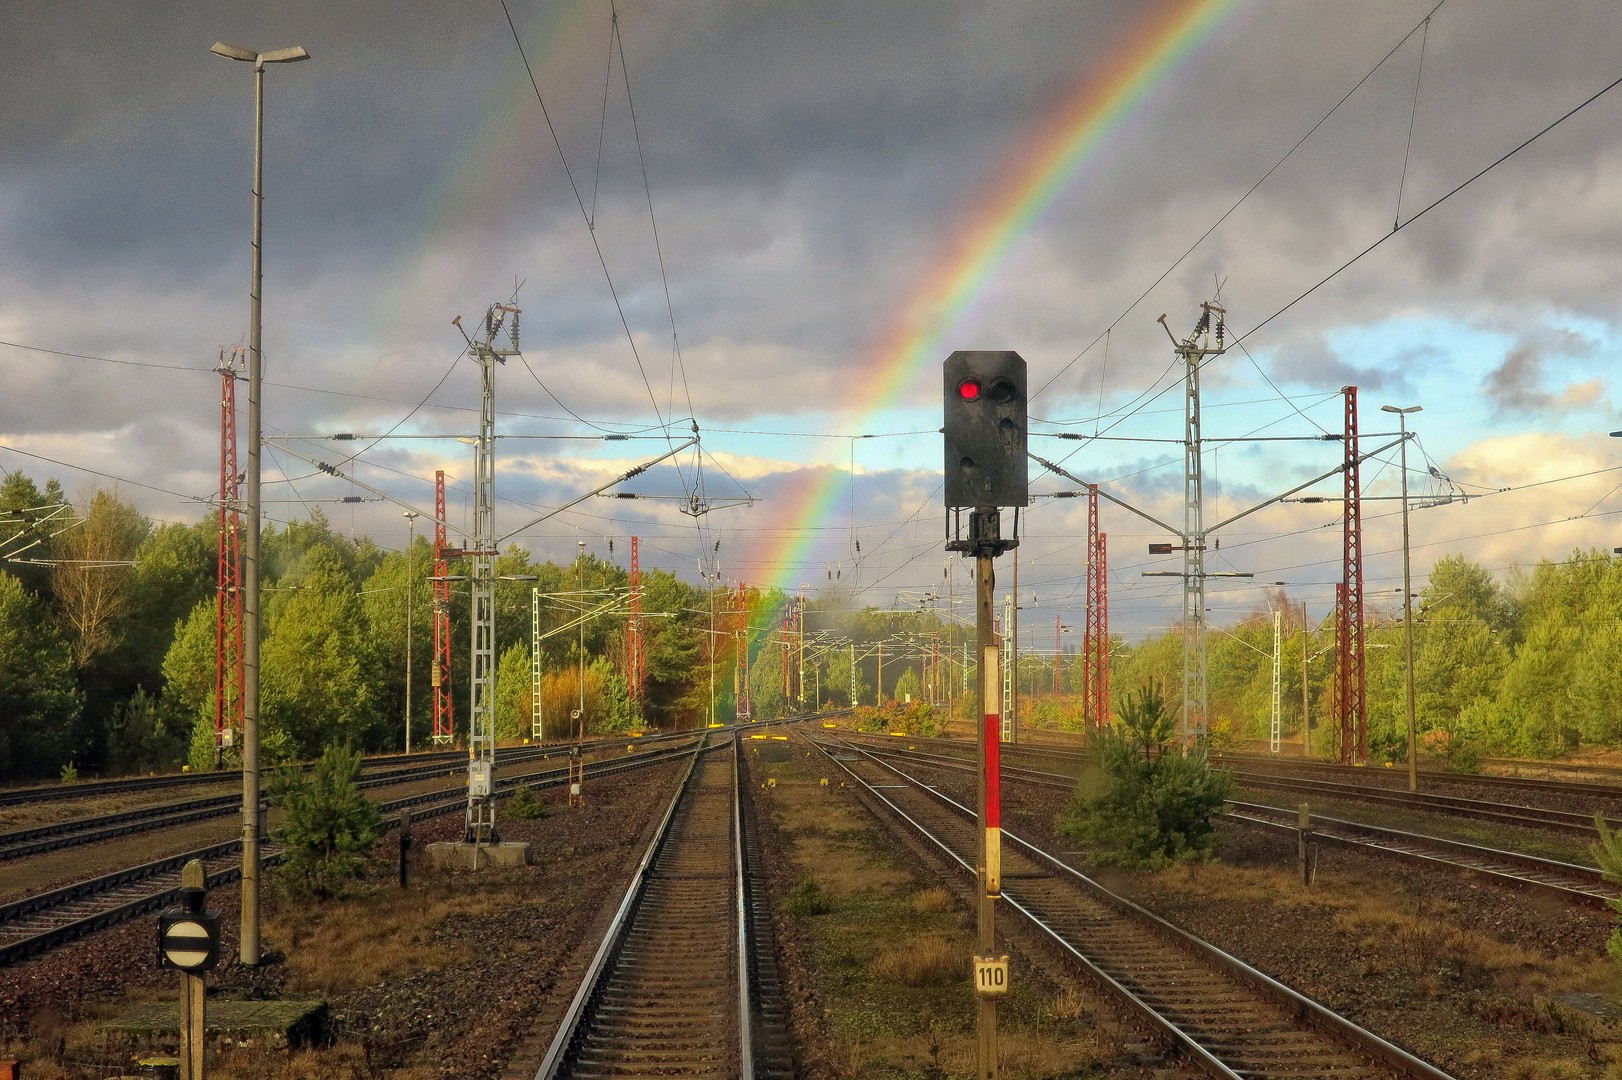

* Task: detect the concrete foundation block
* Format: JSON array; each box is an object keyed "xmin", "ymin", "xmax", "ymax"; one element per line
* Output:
[{"xmin": 427, "ymin": 841, "xmax": 531, "ymax": 870}]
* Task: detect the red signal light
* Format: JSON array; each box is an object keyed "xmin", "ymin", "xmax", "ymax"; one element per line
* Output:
[{"xmin": 958, "ymin": 379, "xmax": 982, "ymax": 401}]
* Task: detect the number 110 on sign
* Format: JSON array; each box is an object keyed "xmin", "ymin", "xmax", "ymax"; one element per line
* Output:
[{"xmin": 974, "ymin": 955, "xmax": 1009, "ymax": 995}]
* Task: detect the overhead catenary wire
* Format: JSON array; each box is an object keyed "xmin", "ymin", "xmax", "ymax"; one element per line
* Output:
[
  {"xmin": 1235, "ymin": 65, "xmax": 1622, "ymax": 348},
  {"xmin": 1029, "ymin": 0, "xmax": 1449, "ymax": 404}
]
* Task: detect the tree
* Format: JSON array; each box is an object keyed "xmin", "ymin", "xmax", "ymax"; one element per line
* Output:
[
  {"xmin": 825, "ymin": 648, "xmax": 869, "ymax": 709},
  {"xmin": 104, "ymin": 687, "xmax": 188, "ymax": 775},
  {"xmin": 0, "ymin": 469, "xmax": 64, "ymax": 596},
  {"xmin": 361, "ymin": 540, "xmax": 434, "ymax": 747},
  {"xmin": 1059, "ymin": 680, "xmax": 1233, "ymax": 867},
  {"xmin": 261, "ymin": 546, "xmax": 384, "ymax": 757},
  {"xmin": 895, "ymin": 666, "xmax": 921, "ymax": 704},
  {"xmin": 494, "ymin": 640, "xmax": 533, "ymax": 741},
  {"xmin": 0, "ymin": 572, "xmax": 81, "ymax": 778},
  {"xmin": 52, "ymin": 488, "xmax": 148, "ymax": 667},
  {"xmin": 269, "ymin": 743, "xmax": 384, "ymax": 897}
]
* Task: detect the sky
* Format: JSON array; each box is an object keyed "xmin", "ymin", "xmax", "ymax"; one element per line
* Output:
[{"xmin": 4, "ymin": 0, "xmax": 1622, "ymax": 653}]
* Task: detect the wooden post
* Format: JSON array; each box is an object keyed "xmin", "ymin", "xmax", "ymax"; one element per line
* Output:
[
  {"xmin": 179, "ymin": 859, "xmax": 207, "ymax": 1080},
  {"xmin": 399, "ymin": 809, "xmax": 413, "ymax": 888},
  {"xmin": 1297, "ymin": 803, "xmax": 1312, "ymax": 887}
]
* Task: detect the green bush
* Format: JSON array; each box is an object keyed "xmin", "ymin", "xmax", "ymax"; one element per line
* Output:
[
  {"xmin": 1592, "ymin": 813, "xmax": 1622, "ymax": 969},
  {"xmin": 783, "ymin": 878, "xmax": 832, "ymax": 916},
  {"xmin": 1057, "ymin": 680, "xmax": 1233, "ymax": 868},
  {"xmin": 504, "ymin": 783, "xmax": 547, "ymax": 820},
  {"xmin": 269, "ymin": 743, "xmax": 384, "ymax": 897}
]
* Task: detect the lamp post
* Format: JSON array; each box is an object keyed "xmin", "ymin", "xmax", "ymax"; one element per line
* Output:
[
  {"xmin": 1382, "ymin": 404, "xmax": 1422, "ymax": 793},
  {"xmin": 210, "ymin": 39, "xmax": 310, "ymax": 967},
  {"xmin": 404, "ymin": 511, "xmax": 418, "ymax": 754}
]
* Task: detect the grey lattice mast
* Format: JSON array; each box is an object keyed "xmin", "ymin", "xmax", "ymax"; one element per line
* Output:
[
  {"xmin": 1159, "ymin": 302, "xmax": 1225, "ymax": 743},
  {"xmin": 454, "ymin": 303, "xmax": 521, "ymax": 844}
]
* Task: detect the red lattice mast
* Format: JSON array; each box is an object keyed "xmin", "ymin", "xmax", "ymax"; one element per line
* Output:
[
  {"xmin": 628, "ymin": 536, "xmax": 642, "ymax": 721},
  {"xmin": 214, "ymin": 348, "xmax": 244, "ymax": 763},
  {"xmin": 1083, "ymin": 486, "xmax": 1110, "ymax": 730},
  {"xmin": 1337, "ymin": 387, "xmax": 1367, "ymax": 763},
  {"xmin": 1097, "ymin": 531, "xmax": 1109, "ymax": 725},
  {"xmin": 431, "ymin": 470, "xmax": 455, "ymax": 744}
]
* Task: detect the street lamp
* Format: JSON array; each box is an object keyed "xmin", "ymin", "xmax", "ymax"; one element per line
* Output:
[
  {"xmin": 211, "ymin": 39, "xmax": 309, "ymax": 968},
  {"xmin": 403, "ymin": 512, "xmax": 418, "ymax": 755},
  {"xmin": 1382, "ymin": 404, "xmax": 1422, "ymax": 793}
]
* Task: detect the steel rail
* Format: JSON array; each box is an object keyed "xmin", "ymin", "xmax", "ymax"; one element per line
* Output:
[
  {"xmin": 0, "ymin": 739, "xmax": 707, "ymax": 970},
  {"xmin": 533, "ymin": 736, "xmax": 717, "ymax": 1080},
  {"xmin": 1224, "ymin": 802, "xmax": 1609, "ymax": 907},
  {"xmin": 813, "ymin": 735, "xmax": 1458, "ymax": 1080},
  {"xmin": 0, "ymin": 725, "xmax": 713, "ymax": 809},
  {"xmin": 0, "ymin": 734, "xmax": 697, "ymax": 863},
  {"xmin": 734, "ymin": 736, "xmax": 755, "ymax": 1080},
  {"xmin": 851, "ymin": 740, "xmax": 1615, "ymax": 910},
  {"xmin": 804, "ymin": 737, "xmax": 1243, "ymax": 1079},
  {"xmin": 1214, "ymin": 751, "xmax": 1622, "ymax": 800},
  {"xmin": 1227, "ymin": 771, "xmax": 1615, "ymax": 836},
  {"xmin": 835, "ymin": 730, "xmax": 1622, "ymax": 830}
]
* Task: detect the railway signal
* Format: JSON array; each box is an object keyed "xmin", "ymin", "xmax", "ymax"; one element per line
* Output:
[
  {"xmin": 157, "ymin": 859, "xmax": 218, "ymax": 1080},
  {"xmin": 944, "ymin": 348, "xmax": 1027, "ymax": 1080},
  {"xmin": 943, "ymin": 351, "xmax": 1029, "ymax": 510}
]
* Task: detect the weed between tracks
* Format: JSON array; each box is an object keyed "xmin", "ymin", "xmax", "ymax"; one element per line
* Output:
[
  {"xmin": 265, "ymin": 882, "xmax": 525, "ymax": 996},
  {"xmin": 1141, "ymin": 858, "xmax": 1622, "ymax": 1078},
  {"xmin": 755, "ymin": 748, "xmax": 1126, "ymax": 1079}
]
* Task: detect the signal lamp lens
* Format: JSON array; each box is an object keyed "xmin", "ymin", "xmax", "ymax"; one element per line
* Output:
[{"xmin": 958, "ymin": 379, "xmax": 982, "ymax": 401}]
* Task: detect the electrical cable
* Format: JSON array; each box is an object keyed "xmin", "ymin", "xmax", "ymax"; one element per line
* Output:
[
  {"xmin": 1029, "ymin": 0, "xmax": 1449, "ymax": 403},
  {"xmin": 498, "ymin": 0, "xmax": 671, "ymax": 434},
  {"xmin": 1236, "ymin": 65, "xmax": 1622, "ymax": 348},
  {"xmin": 0, "ymin": 442, "xmax": 199, "ymax": 501}
]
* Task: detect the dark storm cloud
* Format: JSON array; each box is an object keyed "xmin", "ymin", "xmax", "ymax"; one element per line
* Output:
[
  {"xmin": 1269, "ymin": 335, "xmax": 1397, "ymax": 392},
  {"xmin": 7, "ymin": 0, "xmax": 1622, "ymax": 632},
  {"xmin": 1481, "ymin": 329, "xmax": 1604, "ymax": 416}
]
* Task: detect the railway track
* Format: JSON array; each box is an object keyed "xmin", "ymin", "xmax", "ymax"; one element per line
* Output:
[
  {"xmin": 0, "ymin": 736, "xmax": 709, "ymax": 969},
  {"xmin": 0, "ymin": 728, "xmax": 704, "ymax": 811},
  {"xmin": 537, "ymin": 736, "xmax": 793, "ymax": 1079},
  {"xmin": 810, "ymin": 734, "xmax": 1457, "ymax": 1080},
  {"xmin": 0, "ymin": 730, "xmax": 717, "ymax": 864},
  {"xmin": 1213, "ymin": 751, "xmax": 1622, "ymax": 802},
  {"xmin": 843, "ymin": 739, "xmax": 1618, "ymax": 912},
  {"xmin": 838, "ymin": 731, "xmax": 1621, "ymax": 838}
]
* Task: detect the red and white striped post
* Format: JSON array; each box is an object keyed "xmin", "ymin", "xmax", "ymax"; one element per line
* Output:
[{"xmin": 975, "ymin": 549, "xmax": 1006, "ymax": 1077}]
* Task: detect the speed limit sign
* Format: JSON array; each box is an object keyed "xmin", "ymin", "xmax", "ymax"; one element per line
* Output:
[{"xmin": 973, "ymin": 954, "xmax": 1009, "ymax": 995}]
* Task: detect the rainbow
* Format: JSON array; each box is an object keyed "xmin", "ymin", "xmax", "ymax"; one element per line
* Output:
[{"xmin": 749, "ymin": 0, "xmax": 1245, "ymax": 593}]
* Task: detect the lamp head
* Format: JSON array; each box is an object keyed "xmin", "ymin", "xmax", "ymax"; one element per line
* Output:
[
  {"xmin": 259, "ymin": 46, "xmax": 310, "ymax": 64},
  {"xmin": 211, "ymin": 43, "xmax": 310, "ymax": 67}
]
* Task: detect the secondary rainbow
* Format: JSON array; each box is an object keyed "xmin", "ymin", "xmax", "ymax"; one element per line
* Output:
[{"xmin": 751, "ymin": 0, "xmax": 1245, "ymax": 592}]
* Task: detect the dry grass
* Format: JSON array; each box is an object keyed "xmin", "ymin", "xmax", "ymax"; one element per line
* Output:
[
  {"xmin": 869, "ymin": 935, "xmax": 971, "ymax": 986},
  {"xmin": 911, "ymin": 887, "xmax": 955, "ymax": 914},
  {"xmin": 265, "ymin": 884, "xmax": 524, "ymax": 995},
  {"xmin": 1150, "ymin": 860, "xmax": 1607, "ymax": 997},
  {"xmin": 212, "ymin": 1043, "xmax": 441, "ymax": 1080},
  {"xmin": 770, "ymin": 778, "xmax": 912, "ymax": 897},
  {"xmin": 834, "ymin": 1027, "xmax": 1110, "ymax": 1080}
]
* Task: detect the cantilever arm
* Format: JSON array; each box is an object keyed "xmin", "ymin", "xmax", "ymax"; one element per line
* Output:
[
  {"xmin": 269, "ymin": 443, "xmax": 466, "ymax": 538},
  {"xmin": 495, "ymin": 438, "xmax": 697, "ymax": 544},
  {"xmin": 1204, "ymin": 435, "xmax": 1405, "ymax": 533},
  {"xmin": 1026, "ymin": 453, "xmax": 1182, "ymax": 536}
]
